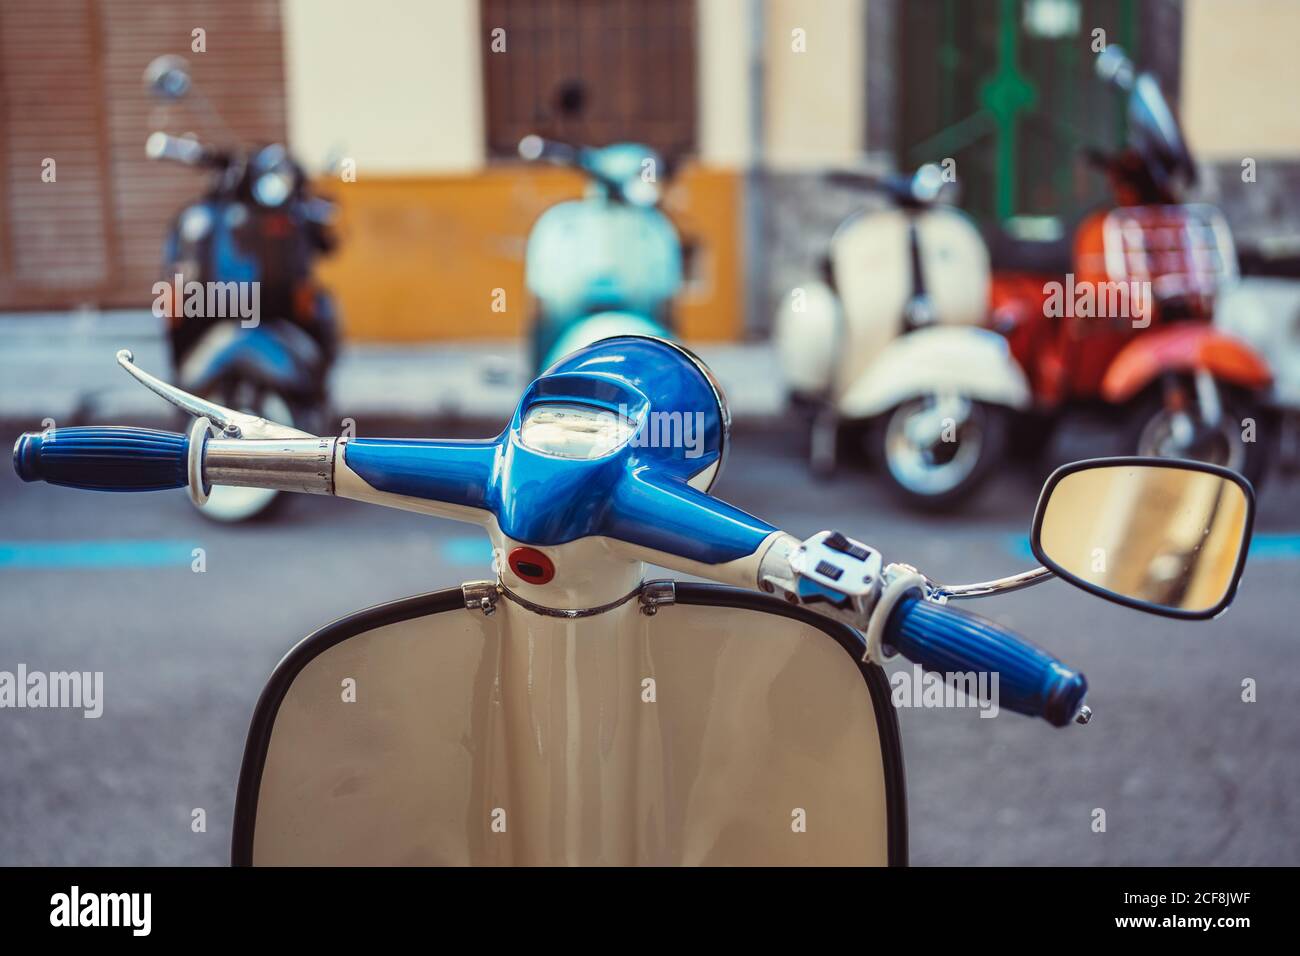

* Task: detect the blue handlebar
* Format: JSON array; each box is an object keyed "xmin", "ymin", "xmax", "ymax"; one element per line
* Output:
[
  {"xmin": 13, "ymin": 427, "xmax": 189, "ymax": 492},
  {"xmin": 884, "ymin": 595, "xmax": 1087, "ymax": 727}
]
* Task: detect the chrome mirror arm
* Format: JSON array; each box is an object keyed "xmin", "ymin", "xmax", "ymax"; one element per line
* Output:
[
  {"xmin": 926, "ymin": 566, "xmax": 1055, "ymax": 603},
  {"xmin": 115, "ymin": 349, "xmax": 313, "ymax": 440}
]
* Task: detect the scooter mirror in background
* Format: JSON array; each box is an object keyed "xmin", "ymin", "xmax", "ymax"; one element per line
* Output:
[
  {"xmin": 1031, "ymin": 458, "xmax": 1254, "ymax": 619},
  {"xmin": 143, "ymin": 55, "xmax": 192, "ymax": 100},
  {"xmin": 1094, "ymin": 44, "xmax": 1134, "ymax": 90},
  {"xmin": 910, "ymin": 163, "xmax": 946, "ymax": 204},
  {"xmin": 518, "ymin": 134, "xmax": 545, "ymax": 162}
]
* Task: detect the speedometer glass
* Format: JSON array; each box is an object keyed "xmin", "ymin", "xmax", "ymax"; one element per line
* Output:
[{"xmin": 519, "ymin": 403, "xmax": 635, "ymax": 459}]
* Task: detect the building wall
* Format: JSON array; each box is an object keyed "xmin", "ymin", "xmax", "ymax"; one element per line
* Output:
[
  {"xmin": 6, "ymin": 0, "xmax": 1296, "ymax": 325},
  {"xmin": 698, "ymin": 0, "xmax": 754, "ymax": 168},
  {"xmin": 762, "ymin": 0, "xmax": 865, "ymax": 170},
  {"xmin": 285, "ymin": 0, "xmax": 747, "ymax": 342},
  {"xmin": 1180, "ymin": 0, "xmax": 1300, "ymax": 160},
  {"xmin": 282, "ymin": 0, "xmax": 483, "ymax": 174},
  {"xmin": 0, "ymin": 0, "xmax": 288, "ymax": 311},
  {"xmin": 1181, "ymin": 0, "xmax": 1300, "ymax": 256},
  {"xmin": 314, "ymin": 164, "xmax": 742, "ymax": 343}
]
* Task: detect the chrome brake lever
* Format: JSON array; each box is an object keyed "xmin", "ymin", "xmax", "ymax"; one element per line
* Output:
[{"xmin": 115, "ymin": 349, "xmax": 313, "ymax": 440}]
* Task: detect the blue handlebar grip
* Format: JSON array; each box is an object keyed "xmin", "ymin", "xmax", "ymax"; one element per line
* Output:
[
  {"xmin": 884, "ymin": 595, "xmax": 1087, "ymax": 727},
  {"xmin": 12, "ymin": 427, "xmax": 188, "ymax": 492}
]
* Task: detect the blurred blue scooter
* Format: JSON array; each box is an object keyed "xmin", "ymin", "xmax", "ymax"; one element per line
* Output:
[
  {"xmin": 517, "ymin": 136, "xmax": 683, "ymax": 372},
  {"xmin": 143, "ymin": 55, "xmax": 339, "ymax": 523}
]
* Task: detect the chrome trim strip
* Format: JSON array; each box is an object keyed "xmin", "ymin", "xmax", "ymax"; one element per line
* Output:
[
  {"xmin": 594, "ymin": 334, "xmax": 732, "ymax": 492},
  {"xmin": 658, "ymin": 338, "xmax": 732, "ymax": 492},
  {"xmin": 186, "ymin": 416, "xmax": 213, "ymax": 507},
  {"xmin": 497, "ymin": 580, "xmax": 646, "ymax": 619}
]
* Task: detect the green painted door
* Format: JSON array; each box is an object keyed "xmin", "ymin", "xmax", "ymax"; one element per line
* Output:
[{"xmin": 898, "ymin": 0, "xmax": 1137, "ymax": 232}]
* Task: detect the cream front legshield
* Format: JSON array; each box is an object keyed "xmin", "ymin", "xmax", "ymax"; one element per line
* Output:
[{"xmin": 233, "ymin": 585, "xmax": 905, "ymax": 866}]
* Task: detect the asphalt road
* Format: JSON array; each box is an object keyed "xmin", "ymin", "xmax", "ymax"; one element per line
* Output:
[{"xmin": 1, "ymin": 421, "xmax": 1298, "ymax": 866}]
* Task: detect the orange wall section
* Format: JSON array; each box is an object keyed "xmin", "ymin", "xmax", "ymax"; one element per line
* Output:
[{"xmin": 314, "ymin": 165, "xmax": 743, "ymax": 343}]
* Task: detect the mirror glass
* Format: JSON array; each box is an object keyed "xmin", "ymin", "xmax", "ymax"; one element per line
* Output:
[{"xmin": 1034, "ymin": 462, "xmax": 1251, "ymax": 617}]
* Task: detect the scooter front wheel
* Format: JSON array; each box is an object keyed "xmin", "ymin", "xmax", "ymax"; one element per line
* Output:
[
  {"xmin": 872, "ymin": 396, "xmax": 1008, "ymax": 510},
  {"xmin": 1128, "ymin": 381, "xmax": 1272, "ymax": 488}
]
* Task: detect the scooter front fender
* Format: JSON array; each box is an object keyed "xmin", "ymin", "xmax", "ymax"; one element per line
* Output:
[
  {"xmin": 538, "ymin": 310, "xmax": 669, "ymax": 371},
  {"xmin": 233, "ymin": 584, "xmax": 906, "ymax": 866},
  {"xmin": 837, "ymin": 326, "xmax": 1031, "ymax": 420},
  {"xmin": 1100, "ymin": 325, "xmax": 1274, "ymax": 404}
]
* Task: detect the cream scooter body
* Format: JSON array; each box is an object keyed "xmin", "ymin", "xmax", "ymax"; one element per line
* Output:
[
  {"xmin": 1214, "ymin": 276, "xmax": 1300, "ymax": 470},
  {"xmin": 241, "ymin": 585, "xmax": 900, "ymax": 866},
  {"xmin": 777, "ymin": 205, "xmax": 997, "ymax": 401},
  {"xmin": 775, "ymin": 168, "xmax": 1029, "ymax": 508}
]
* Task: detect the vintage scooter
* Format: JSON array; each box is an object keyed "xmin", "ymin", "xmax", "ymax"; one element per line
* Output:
[
  {"xmin": 987, "ymin": 45, "xmax": 1273, "ymax": 484},
  {"xmin": 1214, "ymin": 277, "xmax": 1298, "ymax": 472},
  {"xmin": 12, "ymin": 337, "xmax": 1254, "ymax": 865},
  {"xmin": 517, "ymin": 136, "xmax": 682, "ymax": 373},
  {"xmin": 774, "ymin": 164, "xmax": 1030, "ymax": 510},
  {"xmin": 143, "ymin": 55, "xmax": 340, "ymax": 521}
]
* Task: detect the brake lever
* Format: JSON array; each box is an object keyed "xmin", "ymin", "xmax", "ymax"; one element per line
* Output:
[{"xmin": 115, "ymin": 349, "xmax": 313, "ymax": 440}]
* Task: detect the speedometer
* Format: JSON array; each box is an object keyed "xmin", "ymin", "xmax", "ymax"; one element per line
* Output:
[{"xmin": 519, "ymin": 403, "xmax": 635, "ymax": 459}]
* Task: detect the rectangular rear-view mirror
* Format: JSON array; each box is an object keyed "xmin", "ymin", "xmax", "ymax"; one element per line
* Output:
[{"xmin": 1031, "ymin": 458, "xmax": 1254, "ymax": 620}]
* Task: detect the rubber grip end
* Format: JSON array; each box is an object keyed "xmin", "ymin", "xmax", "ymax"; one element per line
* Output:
[
  {"xmin": 13, "ymin": 431, "xmax": 43, "ymax": 482},
  {"xmin": 1044, "ymin": 668, "xmax": 1089, "ymax": 728}
]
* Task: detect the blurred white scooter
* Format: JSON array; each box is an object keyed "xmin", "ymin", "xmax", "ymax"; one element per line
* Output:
[
  {"xmin": 1214, "ymin": 276, "xmax": 1300, "ymax": 472},
  {"xmin": 774, "ymin": 165, "xmax": 1029, "ymax": 509}
]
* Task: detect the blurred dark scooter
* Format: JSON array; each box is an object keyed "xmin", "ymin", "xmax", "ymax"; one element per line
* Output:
[{"xmin": 143, "ymin": 55, "xmax": 340, "ymax": 521}]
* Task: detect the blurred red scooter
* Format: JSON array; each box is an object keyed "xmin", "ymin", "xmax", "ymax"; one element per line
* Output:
[{"xmin": 988, "ymin": 46, "xmax": 1273, "ymax": 484}]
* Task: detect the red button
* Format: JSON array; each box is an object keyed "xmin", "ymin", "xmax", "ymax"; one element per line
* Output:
[{"xmin": 508, "ymin": 547, "xmax": 555, "ymax": 585}]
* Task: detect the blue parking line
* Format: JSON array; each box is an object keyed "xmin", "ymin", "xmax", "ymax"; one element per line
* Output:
[
  {"xmin": 1247, "ymin": 534, "xmax": 1300, "ymax": 560},
  {"xmin": 12, "ymin": 532, "xmax": 1292, "ymax": 572},
  {"xmin": 1002, "ymin": 533, "xmax": 1300, "ymax": 562},
  {"xmin": 0, "ymin": 541, "xmax": 202, "ymax": 569},
  {"xmin": 1003, "ymin": 536, "xmax": 1038, "ymax": 562},
  {"xmin": 1, "ymin": 536, "xmax": 497, "ymax": 570},
  {"xmin": 440, "ymin": 535, "xmax": 494, "ymax": 565}
]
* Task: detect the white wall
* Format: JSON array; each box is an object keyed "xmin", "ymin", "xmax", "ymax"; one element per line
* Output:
[
  {"xmin": 762, "ymin": 0, "xmax": 865, "ymax": 169},
  {"xmin": 281, "ymin": 0, "xmax": 484, "ymax": 174},
  {"xmin": 697, "ymin": 0, "xmax": 754, "ymax": 167},
  {"xmin": 1180, "ymin": 0, "xmax": 1300, "ymax": 160},
  {"xmin": 281, "ymin": 0, "xmax": 871, "ymax": 175}
]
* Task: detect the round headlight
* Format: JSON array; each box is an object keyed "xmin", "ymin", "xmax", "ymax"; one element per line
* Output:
[
  {"xmin": 253, "ymin": 169, "xmax": 293, "ymax": 207},
  {"xmin": 250, "ymin": 145, "xmax": 296, "ymax": 207},
  {"xmin": 519, "ymin": 403, "xmax": 636, "ymax": 460}
]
